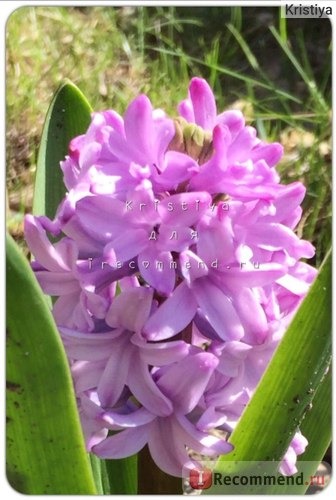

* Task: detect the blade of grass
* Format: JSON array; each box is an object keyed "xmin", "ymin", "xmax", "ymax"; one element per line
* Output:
[
  {"xmin": 146, "ymin": 45, "xmax": 302, "ymax": 104},
  {"xmin": 226, "ymin": 23, "xmax": 259, "ymax": 71},
  {"xmin": 270, "ymin": 26, "xmax": 328, "ymax": 113},
  {"xmin": 279, "ymin": 9, "xmax": 287, "ymax": 43}
]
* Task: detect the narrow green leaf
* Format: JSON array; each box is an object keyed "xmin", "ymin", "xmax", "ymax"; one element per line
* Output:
[
  {"xmin": 89, "ymin": 453, "xmax": 138, "ymax": 494},
  {"xmin": 6, "ymin": 234, "xmax": 97, "ymax": 494},
  {"xmin": 299, "ymin": 368, "xmax": 331, "ymax": 464},
  {"xmin": 104, "ymin": 456, "xmax": 138, "ymax": 494},
  {"xmin": 89, "ymin": 454, "xmax": 104, "ymax": 495},
  {"xmin": 206, "ymin": 250, "xmax": 331, "ymax": 493},
  {"xmin": 33, "ymin": 79, "xmax": 92, "ymax": 218},
  {"xmin": 269, "ymin": 367, "xmax": 331, "ymax": 494}
]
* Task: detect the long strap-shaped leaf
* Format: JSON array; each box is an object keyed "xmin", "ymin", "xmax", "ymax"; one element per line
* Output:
[
  {"xmin": 30, "ymin": 79, "xmax": 138, "ymax": 493},
  {"xmin": 270, "ymin": 367, "xmax": 331, "ymax": 494},
  {"xmin": 90, "ymin": 454, "xmax": 138, "ymax": 494},
  {"xmin": 33, "ymin": 79, "xmax": 92, "ymax": 218},
  {"xmin": 6, "ymin": 234, "xmax": 97, "ymax": 494},
  {"xmin": 204, "ymin": 249, "xmax": 331, "ymax": 494}
]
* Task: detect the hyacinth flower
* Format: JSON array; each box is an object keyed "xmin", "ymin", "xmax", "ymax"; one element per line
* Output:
[{"xmin": 24, "ymin": 77, "xmax": 318, "ymax": 479}]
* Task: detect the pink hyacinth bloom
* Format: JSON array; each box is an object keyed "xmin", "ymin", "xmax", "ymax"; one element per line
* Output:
[{"xmin": 24, "ymin": 77, "xmax": 317, "ymax": 477}]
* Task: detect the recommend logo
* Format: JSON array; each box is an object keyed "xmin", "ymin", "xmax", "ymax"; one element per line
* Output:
[
  {"xmin": 183, "ymin": 461, "xmax": 331, "ymax": 494},
  {"xmin": 189, "ymin": 468, "xmax": 212, "ymax": 490}
]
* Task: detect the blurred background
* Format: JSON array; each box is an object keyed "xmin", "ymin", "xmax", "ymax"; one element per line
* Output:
[{"xmin": 6, "ymin": 6, "xmax": 331, "ymax": 266}]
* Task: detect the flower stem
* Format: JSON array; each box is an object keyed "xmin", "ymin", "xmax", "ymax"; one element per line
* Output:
[{"xmin": 138, "ymin": 446, "xmax": 182, "ymax": 494}]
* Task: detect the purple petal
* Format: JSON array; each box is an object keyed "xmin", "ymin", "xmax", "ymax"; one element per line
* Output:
[
  {"xmin": 276, "ymin": 274, "xmax": 310, "ymax": 296},
  {"xmin": 156, "ymin": 352, "xmax": 218, "ymax": 413},
  {"xmin": 60, "ymin": 328, "xmax": 123, "ymax": 361},
  {"xmin": 53, "ymin": 293, "xmax": 81, "ymax": 327},
  {"xmin": 189, "ymin": 77, "xmax": 217, "ymax": 130},
  {"xmin": 156, "ymin": 225, "xmax": 195, "ymax": 253},
  {"xmin": 188, "ymin": 125, "xmax": 231, "ymax": 192},
  {"xmin": 175, "ymin": 413, "xmax": 233, "ymax": 455},
  {"xmin": 263, "ymin": 182, "xmax": 306, "ymax": 223},
  {"xmin": 35, "ymin": 271, "xmax": 79, "ymax": 295},
  {"xmin": 148, "ymin": 418, "xmax": 191, "ymax": 477},
  {"xmin": 231, "ymin": 288, "xmax": 268, "ymax": 343},
  {"xmin": 61, "ymin": 216, "xmax": 103, "ymax": 254},
  {"xmin": 177, "ymin": 98, "xmax": 195, "ymax": 123},
  {"xmin": 180, "ymin": 250, "xmax": 209, "ymax": 285},
  {"xmin": 244, "ymin": 222, "xmax": 315, "ymax": 258},
  {"xmin": 155, "ymin": 151, "xmax": 199, "ymax": 189},
  {"xmin": 101, "ymin": 407, "xmax": 156, "ymax": 429},
  {"xmin": 72, "ymin": 361, "xmax": 105, "ymax": 393},
  {"xmin": 250, "ymin": 142, "xmax": 283, "ymax": 167},
  {"xmin": 124, "ymin": 94, "xmax": 174, "ymax": 165},
  {"xmin": 291, "ymin": 432, "xmax": 308, "ymax": 455},
  {"xmin": 93, "ymin": 426, "xmax": 149, "ymax": 459},
  {"xmin": 24, "ymin": 215, "xmax": 70, "ymax": 271},
  {"xmin": 102, "ymin": 109, "xmax": 124, "ymax": 134},
  {"xmin": 76, "ymin": 196, "xmax": 127, "ymax": 243},
  {"xmin": 216, "ymin": 109, "xmax": 245, "ymax": 137},
  {"xmin": 97, "ymin": 335, "xmax": 132, "ymax": 407},
  {"xmin": 105, "ymin": 229, "xmax": 149, "ymax": 262},
  {"xmin": 215, "ymin": 341, "xmax": 251, "ymax": 377},
  {"xmin": 127, "ymin": 352, "xmax": 173, "ymax": 417},
  {"xmin": 193, "ymin": 279, "xmax": 244, "ymax": 341},
  {"xmin": 61, "ymin": 156, "xmax": 80, "ymax": 190},
  {"xmin": 138, "ymin": 247, "xmax": 175, "ymax": 296},
  {"xmin": 158, "ymin": 192, "xmax": 212, "ymax": 227},
  {"xmin": 196, "ymin": 406, "xmax": 228, "ymax": 432},
  {"xmin": 78, "ymin": 141, "xmax": 102, "ymax": 171},
  {"xmin": 227, "ymin": 126, "xmax": 258, "ymax": 163},
  {"xmin": 217, "ymin": 263, "xmax": 286, "ymax": 287},
  {"xmin": 152, "ymin": 116, "xmax": 175, "ymax": 164},
  {"xmin": 143, "ymin": 282, "xmax": 197, "ymax": 341},
  {"xmin": 106, "ymin": 287, "xmax": 153, "ymax": 332},
  {"xmin": 197, "ymin": 215, "xmax": 235, "ymax": 266},
  {"xmin": 132, "ymin": 336, "xmax": 190, "ymax": 366},
  {"xmin": 279, "ymin": 446, "xmax": 298, "ymax": 476}
]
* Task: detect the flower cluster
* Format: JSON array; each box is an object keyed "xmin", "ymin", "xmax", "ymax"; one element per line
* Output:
[{"xmin": 25, "ymin": 78, "xmax": 315, "ymax": 477}]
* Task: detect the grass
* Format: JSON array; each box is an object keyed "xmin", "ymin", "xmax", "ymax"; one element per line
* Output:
[{"xmin": 6, "ymin": 6, "xmax": 331, "ymax": 265}]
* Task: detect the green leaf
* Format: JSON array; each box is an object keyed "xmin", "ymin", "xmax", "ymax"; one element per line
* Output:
[
  {"xmin": 33, "ymin": 79, "xmax": 92, "ymax": 219},
  {"xmin": 90, "ymin": 444, "xmax": 138, "ymax": 494},
  {"xmin": 104, "ymin": 456, "xmax": 138, "ymax": 494},
  {"xmin": 269, "ymin": 367, "xmax": 332, "ymax": 494},
  {"xmin": 207, "ymin": 249, "xmax": 331, "ymax": 494},
  {"xmin": 299, "ymin": 367, "xmax": 331, "ymax": 464},
  {"xmin": 6, "ymin": 233, "xmax": 97, "ymax": 494},
  {"xmin": 29, "ymin": 78, "xmax": 138, "ymax": 494}
]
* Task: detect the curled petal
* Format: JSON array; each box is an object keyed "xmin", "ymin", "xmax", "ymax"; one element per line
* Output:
[
  {"xmin": 132, "ymin": 336, "xmax": 190, "ymax": 366},
  {"xmin": 106, "ymin": 287, "xmax": 153, "ymax": 332},
  {"xmin": 97, "ymin": 335, "xmax": 132, "ymax": 407},
  {"xmin": 127, "ymin": 352, "xmax": 173, "ymax": 417},
  {"xmin": 156, "ymin": 351, "xmax": 218, "ymax": 413},
  {"xmin": 24, "ymin": 215, "xmax": 70, "ymax": 271},
  {"xmin": 193, "ymin": 279, "xmax": 244, "ymax": 341},
  {"xmin": 189, "ymin": 77, "xmax": 217, "ymax": 130},
  {"xmin": 143, "ymin": 282, "xmax": 197, "ymax": 341},
  {"xmin": 93, "ymin": 426, "xmax": 150, "ymax": 459}
]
